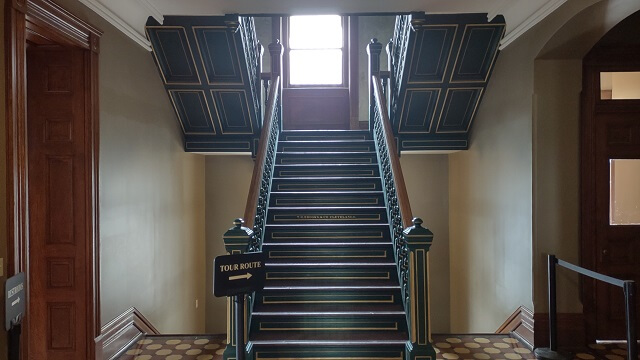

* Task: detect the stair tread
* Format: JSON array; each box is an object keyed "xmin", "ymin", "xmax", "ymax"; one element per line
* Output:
[
  {"xmin": 275, "ymin": 163, "xmax": 377, "ymax": 167},
  {"xmin": 252, "ymin": 311, "xmax": 405, "ymax": 316},
  {"xmin": 263, "ymin": 242, "xmax": 390, "ymax": 247},
  {"xmin": 250, "ymin": 331, "xmax": 408, "ymax": 344}
]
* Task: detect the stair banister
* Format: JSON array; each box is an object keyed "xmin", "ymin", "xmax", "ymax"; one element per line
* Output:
[
  {"xmin": 223, "ymin": 39, "xmax": 282, "ymax": 360},
  {"xmin": 369, "ymin": 38, "xmax": 436, "ymax": 360}
]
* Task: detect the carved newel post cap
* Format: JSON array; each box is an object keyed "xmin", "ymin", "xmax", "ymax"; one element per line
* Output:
[
  {"xmin": 233, "ymin": 218, "xmax": 244, "ymax": 229},
  {"xmin": 403, "ymin": 217, "xmax": 433, "ymax": 246},
  {"xmin": 371, "ymin": 38, "xmax": 379, "ymax": 44},
  {"xmin": 413, "ymin": 217, "xmax": 423, "ymax": 227}
]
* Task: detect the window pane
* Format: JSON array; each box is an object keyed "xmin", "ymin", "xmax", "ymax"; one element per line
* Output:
[
  {"xmin": 290, "ymin": 49, "xmax": 342, "ymax": 85},
  {"xmin": 289, "ymin": 15, "xmax": 342, "ymax": 49},
  {"xmin": 601, "ymin": 72, "xmax": 640, "ymax": 100},
  {"xmin": 610, "ymin": 159, "xmax": 640, "ymax": 225}
]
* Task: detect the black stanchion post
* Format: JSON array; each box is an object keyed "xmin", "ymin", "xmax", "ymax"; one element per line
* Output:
[
  {"xmin": 8, "ymin": 324, "xmax": 20, "ymax": 360},
  {"xmin": 549, "ymin": 254, "xmax": 558, "ymax": 351},
  {"xmin": 534, "ymin": 255, "xmax": 566, "ymax": 360},
  {"xmin": 623, "ymin": 281, "xmax": 636, "ymax": 360},
  {"xmin": 235, "ymin": 295, "xmax": 245, "ymax": 360}
]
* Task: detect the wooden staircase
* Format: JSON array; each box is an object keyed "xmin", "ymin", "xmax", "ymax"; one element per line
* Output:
[{"xmin": 249, "ymin": 130, "xmax": 407, "ymax": 360}]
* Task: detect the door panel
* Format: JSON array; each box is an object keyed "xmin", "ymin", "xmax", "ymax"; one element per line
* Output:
[
  {"xmin": 594, "ymin": 108, "xmax": 640, "ymax": 339},
  {"xmin": 27, "ymin": 46, "xmax": 88, "ymax": 359}
]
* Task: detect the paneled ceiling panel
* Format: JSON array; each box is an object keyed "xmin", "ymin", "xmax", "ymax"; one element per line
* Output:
[{"xmin": 395, "ymin": 13, "xmax": 505, "ymax": 150}]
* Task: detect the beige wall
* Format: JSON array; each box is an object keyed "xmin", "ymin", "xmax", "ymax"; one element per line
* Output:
[
  {"xmin": 52, "ymin": 0, "xmax": 207, "ymax": 333},
  {"xmin": 532, "ymin": 59, "xmax": 582, "ymax": 313},
  {"xmin": 447, "ymin": 0, "xmax": 606, "ymax": 332},
  {"xmin": 401, "ymin": 154, "xmax": 450, "ymax": 332},
  {"xmin": 204, "ymin": 156, "xmax": 254, "ymax": 333}
]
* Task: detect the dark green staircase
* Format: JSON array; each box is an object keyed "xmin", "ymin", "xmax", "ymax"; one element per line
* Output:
[{"xmin": 250, "ymin": 130, "xmax": 408, "ymax": 360}]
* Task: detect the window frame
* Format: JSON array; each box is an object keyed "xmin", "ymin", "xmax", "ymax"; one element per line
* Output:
[{"xmin": 283, "ymin": 15, "xmax": 349, "ymax": 88}]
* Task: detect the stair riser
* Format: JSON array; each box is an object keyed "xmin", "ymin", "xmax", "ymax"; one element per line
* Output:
[
  {"xmin": 267, "ymin": 208, "xmax": 388, "ymax": 225},
  {"xmin": 251, "ymin": 315, "xmax": 407, "ymax": 333},
  {"xmin": 271, "ymin": 178, "xmax": 382, "ymax": 192},
  {"xmin": 256, "ymin": 290, "xmax": 403, "ymax": 307},
  {"xmin": 275, "ymin": 152, "xmax": 377, "ymax": 165},
  {"xmin": 279, "ymin": 131, "xmax": 371, "ymax": 142},
  {"xmin": 254, "ymin": 346, "xmax": 405, "ymax": 360},
  {"xmin": 263, "ymin": 246, "xmax": 393, "ymax": 262},
  {"xmin": 264, "ymin": 264, "xmax": 397, "ymax": 282},
  {"xmin": 278, "ymin": 141, "xmax": 376, "ymax": 153},
  {"xmin": 269, "ymin": 192, "xmax": 384, "ymax": 208},
  {"xmin": 274, "ymin": 165, "xmax": 380, "ymax": 178},
  {"xmin": 264, "ymin": 226, "xmax": 391, "ymax": 244}
]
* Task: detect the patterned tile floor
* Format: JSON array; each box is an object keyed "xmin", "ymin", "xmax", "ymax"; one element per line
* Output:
[{"xmin": 119, "ymin": 334, "xmax": 636, "ymax": 360}]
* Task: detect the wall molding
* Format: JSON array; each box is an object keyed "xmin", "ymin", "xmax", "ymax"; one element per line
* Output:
[
  {"xmin": 95, "ymin": 307, "xmax": 160, "ymax": 360},
  {"xmin": 77, "ymin": 0, "xmax": 151, "ymax": 50},
  {"xmin": 496, "ymin": 306, "xmax": 534, "ymax": 349},
  {"xmin": 499, "ymin": 0, "xmax": 567, "ymax": 50}
]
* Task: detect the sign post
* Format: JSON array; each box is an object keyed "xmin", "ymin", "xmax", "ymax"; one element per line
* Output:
[
  {"xmin": 214, "ymin": 252, "xmax": 266, "ymax": 360},
  {"xmin": 5, "ymin": 273, "xmax": 25, "ymax": 360}
]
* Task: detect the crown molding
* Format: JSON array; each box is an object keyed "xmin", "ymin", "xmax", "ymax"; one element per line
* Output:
[
  {"xmin": 137, "ymin": 0, "xmax": 163, "ymax": 24},
  {"xmin": 78, "ymin": 0, "xmax": 151, "ymax": 50},
  {"xmin": 499, "ymin": 0, "xmax": 567, "ymax": 50}
]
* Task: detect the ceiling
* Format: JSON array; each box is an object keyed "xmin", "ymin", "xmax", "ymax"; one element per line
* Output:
[{"xmin": 77, "ymin": 0, "xmax": 572, "ymax": 50}]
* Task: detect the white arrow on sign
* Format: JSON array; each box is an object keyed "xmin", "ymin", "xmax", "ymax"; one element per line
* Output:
[
  {"xmin": 11, "ymin": 298, "xmax": 20, "ymax": 307},
  {"xmin": 229, "ymin": 273, "xmax": 252, "ymax": 281}
]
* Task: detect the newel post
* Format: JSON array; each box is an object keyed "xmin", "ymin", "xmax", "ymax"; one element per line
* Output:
[
  {"xmin": 222, "ymin": 218, "xmax": 253, "ymax": 360},
  {"xmin": 367, "ymin": 38, "xmax": 383, "ymax": 132},
  {"xmin": 403, "ymin": 218, "xmax": 436, "ymax": 360}
]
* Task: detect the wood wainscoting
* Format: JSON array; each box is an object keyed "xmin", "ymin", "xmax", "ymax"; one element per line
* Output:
[
  {"xmin": 496, "ymin": 306, "xmax": 534, "ymax": 349},
  {"xmin": 95, "ymin": 307, "xmax": 160, "ymax": 360},
  {"xmin": 533, "ymin": 312, "xmax": 585, "ymax": 348},
  {"xmin": 497, "ymin": 307, "xmax": 586, "ymax": 349}
]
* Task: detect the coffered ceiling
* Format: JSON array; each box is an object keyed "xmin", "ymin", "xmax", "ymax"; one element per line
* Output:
[{"xmin": 77, "ymin": 0, "xmax": 572, "ymax": 50}]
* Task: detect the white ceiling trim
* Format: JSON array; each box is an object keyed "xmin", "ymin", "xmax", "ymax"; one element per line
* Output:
[
  {"xmin": 137, "ymin": 0, "xmax": 164, "ymax": 24},
  {"xmin": 78, "ymin": 0, "xmax": 152, "ymax": 50},
  {"xmin": 499, "ymin": 0, "xmax": 567, "ymax": 49}
]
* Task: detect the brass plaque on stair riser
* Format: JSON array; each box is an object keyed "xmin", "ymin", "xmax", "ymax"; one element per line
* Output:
[{"xmin": 272, "ymin": 214, "xmax": 382, "ymax": 222}]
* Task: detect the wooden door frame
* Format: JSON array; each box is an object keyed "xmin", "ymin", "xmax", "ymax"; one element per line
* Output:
[
  {"xmin": 5, "ymin": 0, "xmax": 102, "ymax": 357},
  {"xmin": 580, "ymin": 45, "xmax": 640, "ymax": 342}
]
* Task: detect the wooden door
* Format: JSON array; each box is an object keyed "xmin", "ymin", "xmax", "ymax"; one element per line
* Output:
[
  {"xmin": 582, "ymin": 43, "xmax": 640, "ymax": 341},
  {"xmin": 593, "ymin": 103, "xmax": 640, "ymax": 339},
  {"xmin": 26, "ymin": 45, "xmax": 90, "ymax": 359}
]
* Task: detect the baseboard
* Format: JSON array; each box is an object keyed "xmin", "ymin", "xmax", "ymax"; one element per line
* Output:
[
  {"xmin": 533, "ymin": 312, "xmax": 585, "ymax": 348},
  {"xmin": 95, "ymin": 307, "xmax": 160, "ymax": 360},
  {"xmin": 496, "ymin": 306, "xmax": 534, "ymax": 349}
]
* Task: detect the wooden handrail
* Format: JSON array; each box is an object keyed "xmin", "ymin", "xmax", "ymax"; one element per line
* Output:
[
  {"xmin": 372, "ymin": 75, "xmax": 413, "ymax": 228},
  {"xmin": 244, "ymin": 75, "xmax": 280, "ymax": 228}
]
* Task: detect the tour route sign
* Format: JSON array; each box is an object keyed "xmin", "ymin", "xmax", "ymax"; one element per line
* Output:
[{"xmin": 214, "ymin": 252, "xmax": 266, "ymax": 297}]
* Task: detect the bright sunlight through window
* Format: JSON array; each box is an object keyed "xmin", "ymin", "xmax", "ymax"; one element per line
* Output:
[{"xmin": 289, "ymin": 15, "xmax": 343, "ymax": 85}]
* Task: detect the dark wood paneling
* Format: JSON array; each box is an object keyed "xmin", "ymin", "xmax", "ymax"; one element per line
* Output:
[
  {"xmin": 533, "ymin": 313, "xmax": 586, "ymax": 348},
  {"xmin": 282, "ymin": 88, "xmax": 350, "ymax": 130},
  {"xmin": 6, "ymin": 1, "xmax": 101, "ymax": 358},
  {"xmin": 496, "ymin": 306, "xmax": 534, "ymax": 349},
  {"xmin": 96, "ymin": 307, "xmax": 160, "ymax": 360}
]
